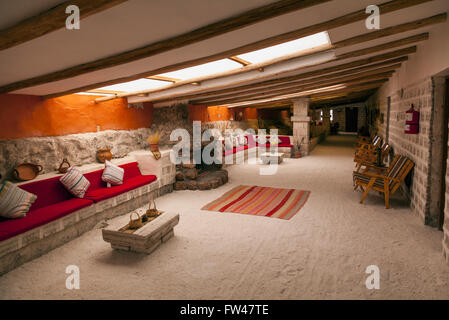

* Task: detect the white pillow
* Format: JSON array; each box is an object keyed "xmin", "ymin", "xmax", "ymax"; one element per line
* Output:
[
  {"xmin": 0, "ymin": 181, "xmax": 37, "ymax": 219},
  {"xmin": 102, "ymin": 160, "xmax": 124, "ymax": 187},
  {"xmin": 60, "ymin": 167, "xmax": 90, "ymax": 198}
]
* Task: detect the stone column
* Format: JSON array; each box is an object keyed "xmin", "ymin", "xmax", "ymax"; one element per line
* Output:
[
  {"xmin": 291, "ymin": 98, "xmax": 311, "ymax": 156},
  {"xmin": 322, "ymin": 108, "xmax": 331, "ymax": 137}
]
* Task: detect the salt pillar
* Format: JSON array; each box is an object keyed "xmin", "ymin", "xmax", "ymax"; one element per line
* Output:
[{"xmin": 291, "ymin": 98, "xmax": 311, "ymax": 156}]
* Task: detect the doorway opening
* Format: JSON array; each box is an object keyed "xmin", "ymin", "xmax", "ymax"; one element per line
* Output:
[{"xmin": 345, "ymin": 107, "xmax": 358, "ymax": 132}]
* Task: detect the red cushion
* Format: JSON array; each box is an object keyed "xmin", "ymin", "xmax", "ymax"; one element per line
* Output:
[
  {"xmin": 19, "ymin": 177, "xmax": 75, "ymax": 210},
  {"xmin": 84, "ymin": 175, "xmax": 157, "ymax": 202},
  {"xmin": 255, "ymin": 136, "xmax": 292, "ymax": 147},
  {"xmin": 0, "ymin": 199, "xmax": 93, "ymax": 241}
]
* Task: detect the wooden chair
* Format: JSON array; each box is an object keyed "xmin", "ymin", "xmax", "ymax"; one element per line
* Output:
[
  {"xmin": 354, "ymin": 141, "xmax": 392, "ymax": 173},
  {"xmin": 353, "ymin": 155, "xmax": 414, "ymax": 209},
  {"xmin": 355, "ymin": 135, "xmax": 382, "ymax": 154}
]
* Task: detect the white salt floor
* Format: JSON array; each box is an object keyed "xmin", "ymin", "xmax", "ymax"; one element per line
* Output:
[{"xmin": 1, "ymin": 135, "xmax": 449, "ymax": 299}]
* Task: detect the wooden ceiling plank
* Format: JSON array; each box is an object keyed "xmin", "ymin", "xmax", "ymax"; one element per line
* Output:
[
  {"xmin": 9, "ymin": 0, "xmax": 433, "ymax": 98},
  {"xmin": 193, "ymin": 74, "xmax": 391, "ymax": 105},
  {"xmin": 193, "ymin": 75, "xmax": 392, "ymax": 106},
  {"xmin": 105, "ymin": 32, "xmax": 425, "ymax": 104},
  {"xmin": 94, "ymin": 44, "xmax": 334, "ymax": 102},
  {"xmin": 222, "ymin": 81, "xmax": 385, "ymax": 108},
  {"xmin": 333, "ymin": 13, "xmax": 446, "ymax": 49},
  {"xmin": 0, "ymin": 0, "xmax": 331, "ymax": 94},
  {"xmin": 187, "ymin": 64, "xmax": 400, "ymax": 103},
  {"xmin": 153, "ymin": 56, "xmax": 408, "ymax": 103},
  {"xmin": 228, "ymin": 56, "xmax": 252, "ymax": 66},
  {"xmin": 0, "ymin": 0, "xmax": 129, "ymax": 51},
  {"xmin": 147, "ymin": 75, "xmax": 180, "ymax": 83},
  {"xmin": 335, "ymin": 33, "xmax": 429, "ymax": 60}
]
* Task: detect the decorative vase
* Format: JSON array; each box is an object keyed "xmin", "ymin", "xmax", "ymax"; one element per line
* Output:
[
  {"xmin": 96, "ymin": 149, "xmax": 113, "ymax": 163},
  {"xmin": 149, "ymin": 143, "xmax": 159, "ymax": 152},
  {"xmin": 13, "ymin": 163, "xmax": 43, "ymax": 181}
]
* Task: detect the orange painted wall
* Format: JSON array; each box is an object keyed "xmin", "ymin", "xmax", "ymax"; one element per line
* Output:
[
  {"xmin": 189, "ymin": 104, "xmax": 257, "ymax": 122},
  {"xmin": 0, "ymin": 94, "xmax": 153, "ymax": 140}
]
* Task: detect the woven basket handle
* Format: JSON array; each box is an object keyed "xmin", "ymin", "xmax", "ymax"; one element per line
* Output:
[
  {"xmin": 129, "ymin": 211, "xmax": 141, "ymax": 222},
  {"xmin": 149, "ymin": 199, "xmax": 157, "ymax": 211}
]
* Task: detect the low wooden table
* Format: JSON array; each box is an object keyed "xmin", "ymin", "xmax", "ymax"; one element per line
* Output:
[
  {"xmin": 102, "ymin": 211, "xmax": 179, "ymax": 254},
  {"xmin": 260, "ymin": 152, "xmax": 285, "ymax": 164}
]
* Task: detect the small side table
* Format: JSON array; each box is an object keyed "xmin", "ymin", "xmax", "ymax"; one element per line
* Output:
[{"xmin": 260, "ymin": 152, "xmax": 285, "ymax": 165}]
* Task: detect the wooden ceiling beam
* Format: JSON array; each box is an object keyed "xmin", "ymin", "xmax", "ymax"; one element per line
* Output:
[
  {"xmin": 194, "ymin": 75, "xmax": 391, "ymax": 106},
  {"xmin": 333, "ymin": 13, "xmax": 446, "ymax": 49},
  {"xmin": 187, "ymin": 64, "xmax": 400, "ymax": 103},
  {"xmin": 228, "ymin": 56, "xmax": 251, "ymax": 66},
  {"xmin": 94, "ymin": 44, "xmax": 334, "ymax": 102},
  {"xmin": 223, "ymin": 81, "xmax": 385, "ymax": 108},
  {"xmin": 143, "ymin": 12, "xmax": 446, "ymax": 104},
  {"xmin": 154, "ymin": 56, "xmax": 408, "ymax": 103},
  {"xmin": 98, "ymin": 33, "xmax": 424, "ymax": 103},
  {"xmin": 146, "ymin": 75, "xmax": 180, "ymax": 83},
  {"xmin": 0, "ymin": 0, "xmax": 128, "ymax": 51},
  {"xmin": 16, "ymin": 0, "xmax": 432, "ymax": 98},
  {"xmin": 0, "ymin": 0, "xmax": 331, "ymax": 94}
]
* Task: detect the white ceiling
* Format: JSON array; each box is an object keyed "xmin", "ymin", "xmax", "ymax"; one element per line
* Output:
[{"xmin": 0, "ymin": 0, "xmax": 447, "ymax": 97}]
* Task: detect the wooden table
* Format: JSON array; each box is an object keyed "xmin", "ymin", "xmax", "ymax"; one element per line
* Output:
[
  {"xmin": 102, "ymin": 211, "xmax": 179, "ymax": 254},
  {"xmin": 260, "ymin": 152, "xmax": 285, "ymax": 165}
]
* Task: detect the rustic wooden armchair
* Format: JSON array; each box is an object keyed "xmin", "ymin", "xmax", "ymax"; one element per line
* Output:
[
  {"xmin": 353, "ymin": 154, "xmax": 414, "ymax": 209},
  {"xmin": 356, "ymin": 135, "xmax": 380, "ymax": 150},
  {"xmin": 354, "ymin": 141, "xmax": 392, "ymax": 173}
]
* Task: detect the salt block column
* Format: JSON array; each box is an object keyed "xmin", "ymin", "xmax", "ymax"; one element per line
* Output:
[{"xmin": 291, "ymin": 98, "xmax": 311, "ymax": 156}]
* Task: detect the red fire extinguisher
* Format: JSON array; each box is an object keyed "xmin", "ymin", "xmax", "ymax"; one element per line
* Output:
[{"xmin": 405, "ymin": 104, "xmax": 419, "ymax": 134}]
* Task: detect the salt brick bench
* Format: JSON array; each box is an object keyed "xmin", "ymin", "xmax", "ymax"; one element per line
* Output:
[{"xmin": 0, "ymin": 157, "xmax": 175, "ymax": 275}]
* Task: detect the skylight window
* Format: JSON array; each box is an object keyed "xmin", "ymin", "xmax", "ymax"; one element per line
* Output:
[
  {"xmin": 235, "ymin": 32, "xmax": 330, "ymax": 64},
  {"xmin": 158, "ymin": 59, "xmax": 241, "ymax": 80},
  {"xmin": 98, "ymin": 78, "xmax": 169, "ymax": 93}
]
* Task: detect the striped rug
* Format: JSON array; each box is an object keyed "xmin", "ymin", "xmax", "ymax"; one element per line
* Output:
[{"xmin": 202, "ymin": 185, "xmax": 310, "ymax": 220}]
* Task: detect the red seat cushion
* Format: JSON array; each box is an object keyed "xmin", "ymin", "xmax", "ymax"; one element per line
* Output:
[
  {"xmin": 19, "ymin": 176, "xmax": 75, "ymax": 210},
  {"xmin": 0, "ymin": 198, "xmax": 93, "ymax": 241},
  {"xmin": 255, "ymin": 136, "xmax": 293, "ymax": 148},
  {"xmin": 84, "ymin": 175, "xmax": 157, "ymax": 202}
]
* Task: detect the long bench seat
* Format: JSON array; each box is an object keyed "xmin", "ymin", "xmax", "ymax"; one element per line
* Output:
[{"xmin": 0, "ymin": 162, "xmax": 156, "ymax": 242}]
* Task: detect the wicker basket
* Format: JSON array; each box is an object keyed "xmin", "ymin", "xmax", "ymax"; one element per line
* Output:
[
  {"xmin": 128, "ymin": 211, "xmax": 143, "ymax": 230},
  {"xmin": 146, "ymin": 199, "xmax": 160, "ymax": 218}
]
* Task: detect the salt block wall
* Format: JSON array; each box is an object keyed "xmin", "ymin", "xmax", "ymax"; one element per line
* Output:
[
  {"xmin": 370, "ymin": 78, "xmax": 434, "ymax": 224},
  {"xmin": 0, "ymin": 93, "xmax": 154, "ymax": 179}
]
